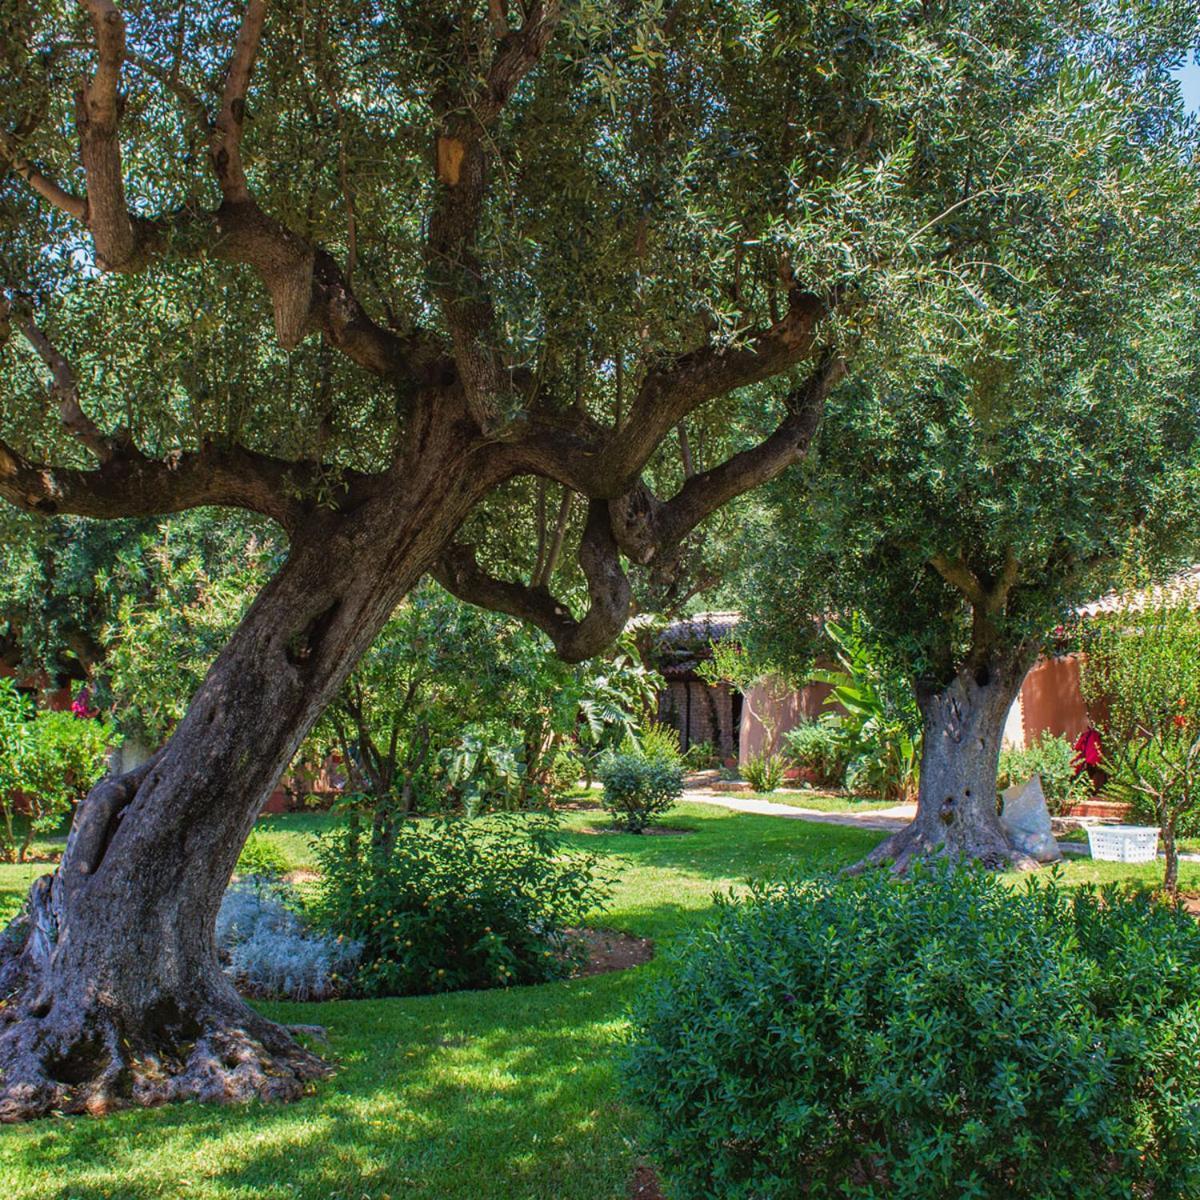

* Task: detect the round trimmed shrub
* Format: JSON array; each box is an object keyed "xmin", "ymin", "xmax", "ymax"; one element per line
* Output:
[
  {"xmin": 624, "ymin": 865, "xmax": 1200, "ymax": 1199},
  {"xmin": 599, "ymin": 751, "xmax": 684, "ymax": 833}
]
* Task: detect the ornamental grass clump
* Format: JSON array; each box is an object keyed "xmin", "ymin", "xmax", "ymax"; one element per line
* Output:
[
  {"xmin": 314, "ymin": 813, "xmax": 610, "ymax": 997},
  {"xmin": 742, "ymin": 749, "xmax": 786, "ymax": 793},
  {"xmin": 624, "ymin": 864, "xmax": 1200, "ymax": 1200}
]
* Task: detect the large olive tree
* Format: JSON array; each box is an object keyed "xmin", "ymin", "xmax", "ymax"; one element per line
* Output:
[
  {"xmin": 0, "ymin": 0, "xmax": 1191, "ymax": 1120},
  {"xmin": 739, "ymin": 158, "xmax": 1200, "ymax": 870}
]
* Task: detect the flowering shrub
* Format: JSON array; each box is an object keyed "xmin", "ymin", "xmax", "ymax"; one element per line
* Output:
[
  {"xmin": 0, "ymin": 680, "xmax": 116, "ymax": 862},
  {"xmin": 70, "ymin": 687, "xmax": 100, "ymax": 719},
  {"xmin": 625, "ymin": 866, "xmax": 1200, "ymax": 1199},
  {"xmin": 313, "ymin": 813, "xmax": 610, "ymax": 997}
]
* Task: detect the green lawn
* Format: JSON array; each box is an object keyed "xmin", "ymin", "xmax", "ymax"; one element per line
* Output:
[
  {"xmin": 737, "ymin": 790, "xmax": 902, "ymax": 813},
  {"xmin": 0, "ymin": 804, "xmax": 879, "ymax": 1200},
  {"xmin": 2, "ymin": 802, "xmax": 1198, "ymax": 1200}
]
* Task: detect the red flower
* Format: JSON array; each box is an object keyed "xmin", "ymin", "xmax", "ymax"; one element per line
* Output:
[{"xmin": 1073, "ymin": 728, "xmax": 1102, "ymax": 770}]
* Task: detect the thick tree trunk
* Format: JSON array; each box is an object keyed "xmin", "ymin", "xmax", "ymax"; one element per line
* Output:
[
  {"xmin": 0, "ymin": 434, "xmax": 489, "ymax": 1122},
  {"xmin": 858, "ymin": 660, "xmax": 1039, "ymax": 873}
]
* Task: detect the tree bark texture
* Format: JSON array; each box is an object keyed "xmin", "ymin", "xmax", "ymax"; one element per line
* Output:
[
  {"xmin": 858, "ymin": 661, "xmax": 1038, "ymax": 873},
  {"xmin": 0, "ymin": 432, "xmax": 491, "ymax": 1121}
]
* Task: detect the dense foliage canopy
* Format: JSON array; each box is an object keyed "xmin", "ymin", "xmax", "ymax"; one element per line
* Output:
[{"xmin": 2, "ymin": 0, "xmax": 1200, "ymax": 1123}]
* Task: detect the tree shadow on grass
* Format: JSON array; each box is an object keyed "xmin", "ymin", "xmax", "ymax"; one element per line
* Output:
[
  {"xmin": 563, "ymin": 807, "xmax": 887, "ymax": 883},
  {"xmin": 2, "ymin": 973, "xmax": 652, "ymax": 1200},
  {"xmin": 0, "ymin": 810, "xmax": 888, "ymax": 1200}
]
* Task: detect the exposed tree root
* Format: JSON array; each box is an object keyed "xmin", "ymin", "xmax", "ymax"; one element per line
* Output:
[
  {"xmin": 848, "ymin": 818, "xmax": 1041, "ymax": 876},
  {"xmin": 0, "ymin": 994, "xmax": 330, "ymax": 1122},
  {"xmin": 0, "ymin": 914, "xmax": 330, "ymax": 1123}
]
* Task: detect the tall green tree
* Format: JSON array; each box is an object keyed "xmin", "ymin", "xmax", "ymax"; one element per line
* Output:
[
  {"xmin": 741, "ymin": 222, "xmax": 1200, "ymax": 867},
  {"xmin": 0, "ymin": 0, "xmax": 1195, "ymax": 1118}
]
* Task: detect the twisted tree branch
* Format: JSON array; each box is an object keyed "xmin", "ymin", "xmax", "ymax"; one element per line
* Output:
[
  {"xmin": 0, "ymin": 437, "xmax": 364, "ymax": 533},
  {"xmin": 427, "ymin": 1, "xmax": 561, "ymax": 428},
  {"xmin": 433, "ymin": 498, "xmax": 630, "ymax": 662},
  {"xmin": 2, "ymin": 3, "xmax": 444, "ymax": 382},
  {"xmin": 609, "ymin": 352, "xmax": 844, "ymax": 563},
  {"xmin": 210, "ymin": 0, "xmax": 266, "ymax": 203},
  {"xmin": 2, "ymin": 294, "xmax": 115, "ymax": 462},
  {"xmin": 511, "ymin": 292, "xmax": 833, "ymax": 497},
  {"xmin": 76, "ymin": 0, "xmax": 140, "ymax": 269}
]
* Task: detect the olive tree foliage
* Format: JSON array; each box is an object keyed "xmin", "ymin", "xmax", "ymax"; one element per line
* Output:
[
  {"xmin": 738, "ymin": 86, "xmax": 1200, "ymax": 867},
  {"xmin": 0, "ymin": 0, "xmax": 1194, "ymax": 1120}
]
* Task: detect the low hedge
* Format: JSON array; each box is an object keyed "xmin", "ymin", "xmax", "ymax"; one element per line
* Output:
[{"xmin": 624, "ymin": 865, "xmax": 1200, "ymax": 1199}]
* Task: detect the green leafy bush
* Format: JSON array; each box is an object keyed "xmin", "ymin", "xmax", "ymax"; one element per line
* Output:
[
  {"xmin": 599, "ymin": 752, "xmax": 684, "ymax": 833},
  {"xmin": 782, "ymin": 719, "xmax": 849, "ymax": 786},
  {"xmin": 681, "ymin": 739, "xmax": 719, "ymax": 770},
  {"xmin": 235, "ymin": 830, "xmax": 291, "ymax": 880},
  {"xmin": 742, "ymin": 750, "xmax": 785, "ymax": 793},
  {"xmin": 630, "ymin": 720, "xmax": 686, "ymax": 768},
  {"xmin": 314, "ymin": 813, "xmax": 610, "ymax": 997},
  {"xmin": 625, "ymin": 865, "xmax": 1200, "ymax": 1200},
  {"xmin": 808, "ymin": 619, "xmax": 921, "ymax": 801},
  {"xmin": 997, "ymin": 734, "xmax": 1089, "ymax": 815},
  {"xmin": 0, "ymin": 681, "xmax": 116, "ymax": 862}
]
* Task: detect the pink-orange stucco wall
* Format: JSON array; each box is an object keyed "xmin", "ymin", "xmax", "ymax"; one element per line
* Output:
[
  {"xmin": 1017, "ymin": 653, "xmax": 1091, "ymax": 747},
  {"xmin": 739, "ymin": 653, "xmax": 1101, "ymax": 763},
  {"xmin": 739, "ymin": 679, "xmax": 836, "ymax": 764}
]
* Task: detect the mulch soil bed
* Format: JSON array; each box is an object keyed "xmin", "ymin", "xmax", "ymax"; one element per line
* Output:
[
  {"xmin": 628, "ymin": 1165, "xmax": 665, "ymax": 1199},
  {"xmin": 568, "ymin": 927, "xmax": 654, "ymax": 977}
]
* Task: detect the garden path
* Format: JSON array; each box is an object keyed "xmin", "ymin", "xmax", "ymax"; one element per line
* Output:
[
  {"xmin": 683, "ymin": 788, "xmax": 1200, "ymax": 864},
  {"xmin": 683, "ymin": 788, "xmax": 916, "ymax": 830}
]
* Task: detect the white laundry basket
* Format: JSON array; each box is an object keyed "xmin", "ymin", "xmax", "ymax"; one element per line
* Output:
[{"xmin": 1085, "ymin": 824, "xmax": 1160, "ymax": 863}]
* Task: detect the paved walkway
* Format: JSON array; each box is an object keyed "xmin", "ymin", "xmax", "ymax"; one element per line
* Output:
[
  {"xmin": 684, "ymin": 788, "xmax": 915, "ymax": 831},
  {"xmin": 685, "ymin": 788, "xmax": 1200, "ymax": 863}
]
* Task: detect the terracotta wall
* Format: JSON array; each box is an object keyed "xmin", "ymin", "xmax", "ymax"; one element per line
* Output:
[
  {"xmin": 1016, "ymin": 653, "xmax": 1091, "ymax": 748},
  {"xmin": 740, "ymin": 653, "xmax": 1098, "ymax": 763},
  {"xmin": 739, "ymin": 679, "xmax": 834, "ymax": 765},
  {"xmin": 0, "ymin": 663, "xmax": 73, "ymax": 712}
]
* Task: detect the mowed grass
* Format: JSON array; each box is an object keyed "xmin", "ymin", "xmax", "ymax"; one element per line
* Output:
[
  {"xmin": 739, "ymin": 790, "xmax": 902, "ymax": 813},
  {"xmin": 0, "ymin": 803, "xmax": 880, "ymax": 1200},
  {"xmin": 3, "ymin": 800, "xmax": 1200, "ymax": 1200}
]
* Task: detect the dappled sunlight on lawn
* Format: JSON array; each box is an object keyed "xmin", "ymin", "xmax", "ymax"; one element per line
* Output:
[{"xmin": 3, "ymin": 802, "xmax": 1193, "ymax": 1199}]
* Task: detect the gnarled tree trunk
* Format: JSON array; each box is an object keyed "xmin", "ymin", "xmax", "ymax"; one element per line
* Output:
[
  {"xmin": 0, "ymin": 439, "xmax": 485, "ymax": 1122},
  {"xmin": 858, "ymin": 657, "xmax": 1038, "ymax": 872}
]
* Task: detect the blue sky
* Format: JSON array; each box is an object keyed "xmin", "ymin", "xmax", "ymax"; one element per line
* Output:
[{"xmin": 1177, "ymin": 59, "xmax": 1200, "ymax": 112}]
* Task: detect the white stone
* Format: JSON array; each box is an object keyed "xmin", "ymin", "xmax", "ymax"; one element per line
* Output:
[{"xmin": 1000, "ymin": 775, "xmax": 1062, "ymax": 863}]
